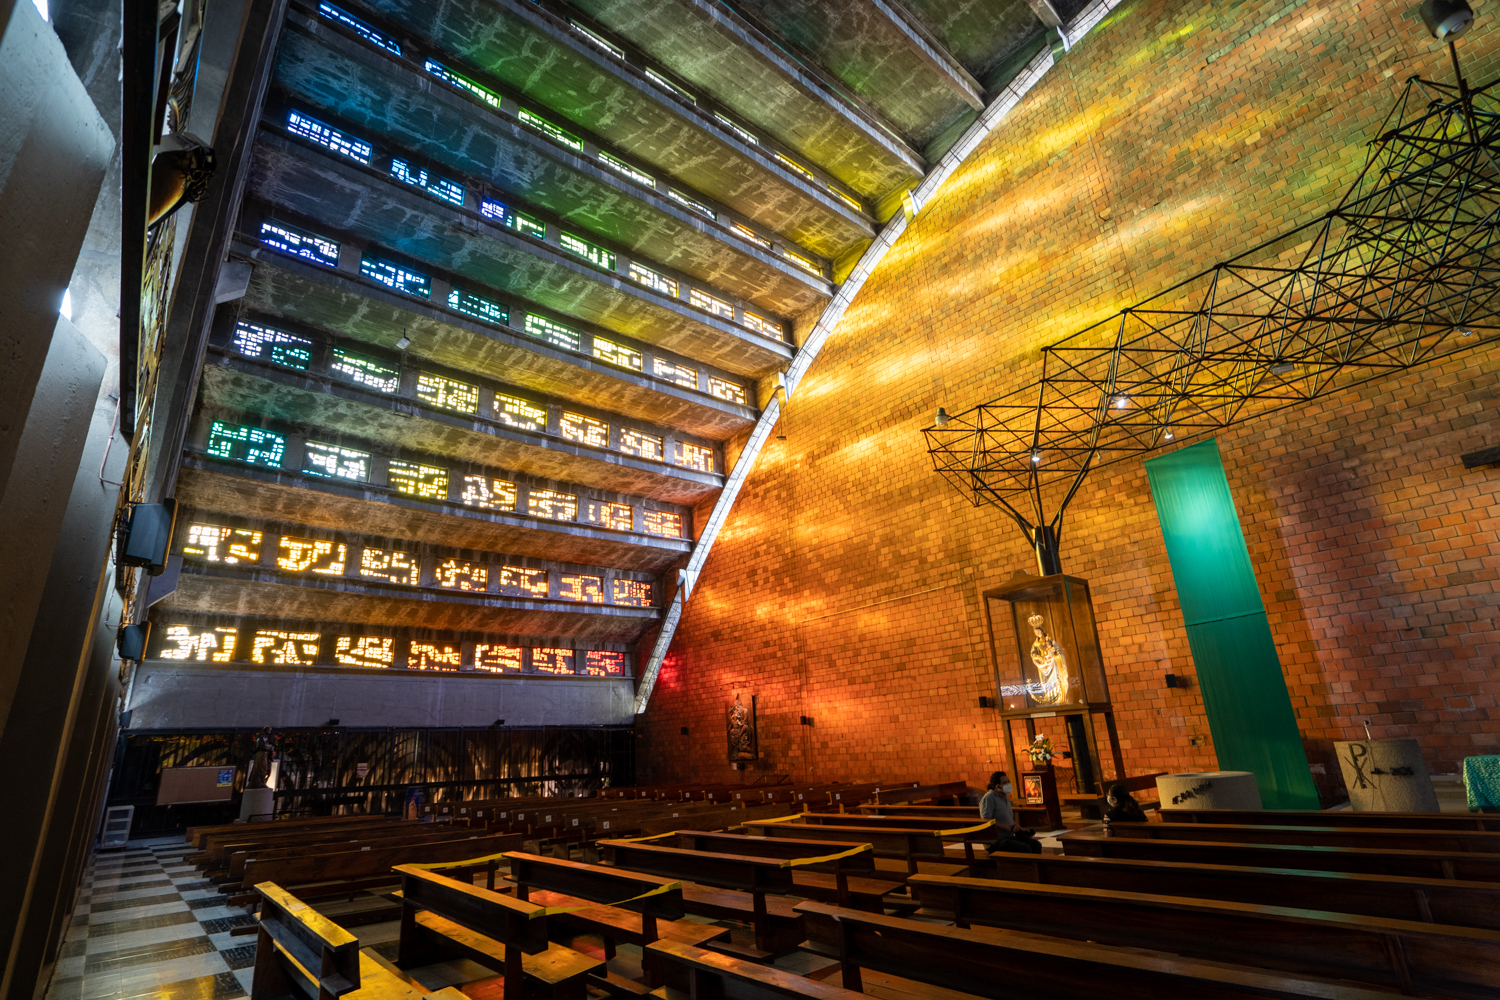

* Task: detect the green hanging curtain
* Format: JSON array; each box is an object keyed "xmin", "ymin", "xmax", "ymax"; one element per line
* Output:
[{"xmin": 1145, "ymin": 439, "xmax": 1320, "ymax": 809}]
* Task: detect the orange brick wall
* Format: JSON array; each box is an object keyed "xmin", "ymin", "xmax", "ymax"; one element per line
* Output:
[{"xmin": 636, "ymin": 0, "xmax": 1500, "ymax": 795}]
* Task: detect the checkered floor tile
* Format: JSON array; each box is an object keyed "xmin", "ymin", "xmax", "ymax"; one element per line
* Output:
[{"xmin": 44, "ymin": 838, "xmax": 259, "ymax": 1000}]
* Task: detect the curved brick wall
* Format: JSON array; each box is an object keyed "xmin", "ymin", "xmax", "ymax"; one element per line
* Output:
[{"xmin": 639, "ymin": 0, "xmax": 1500, "ymax": 795}]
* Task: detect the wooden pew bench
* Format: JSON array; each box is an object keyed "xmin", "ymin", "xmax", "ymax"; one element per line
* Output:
[
  {"xmin": 598, "ymin": 839, "xmax": 803, "ymax": 958},
  {"xmin": 234, "ymin": 833, "xmax": 524, "ymax": 903},
  {"xmin": 1060, "ymin": 831, "xmax": 1500, "ymax": 881},
  {"xmin": 227, "ymin": 826, "xmax": 482, "ymax": 881},
  {"xmin": 740, "ymin": 816, "xmax": 994, "ymax": 873},
  {"xmin": 908, "ymin": 872, "xmax": 1500, "ymax": 997},
  {"xmin": 189, "ymin": 813, "xmax": 389, "ymax": 851},
  {"xmin": 1061, "ymin": 771, "xmax": 1166, "ymax": 820},
  {"xmin": 794, "ymin": 900, "xmax": 1409, "ymax": 1000},
  {"xmin": 252, "ymin": 881, "xmax": 416, "ymax": 1000},
  {"xmin": 667, "ymin": 831, "xmax": 900, "ymax": 912},
  {"xmin": 1164, "ymin": 808, "xmax": 1500, "ymax": 831},
  {"xmin": 969, "ymin": 850, "xmax": 1500, "ymax": 930},
  {"xmin": 1109, "ymin": 821, "xmax": 1500, "ymax": 854},
  {"xmin": 200, "ymin": 820, "xmax": 415, "ymax": 872},
  {"xmin": 644, "ymin": 940, "xmax": 866, "ymax": 999},
  {"xmin": 505, "ymin": 850, "xmax": 728, "ymax": 991},
  {"xmin": 394, "ymin": 864, "xmax": 601, "ymax": 1000}
]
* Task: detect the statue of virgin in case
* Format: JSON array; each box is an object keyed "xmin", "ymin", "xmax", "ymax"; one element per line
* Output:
[{"xmin": 1027, "ymin": 614, "xmax": 1071, "ymax": 705}]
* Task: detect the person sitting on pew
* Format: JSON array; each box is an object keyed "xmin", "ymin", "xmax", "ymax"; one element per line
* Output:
[
  {"xmin": 981, "ymin": 771, "xmax": 1041, "ymax": 854},
  {"xmin": 1104, "ymin": 784, "xmax": 1148, "ymax": 824}
]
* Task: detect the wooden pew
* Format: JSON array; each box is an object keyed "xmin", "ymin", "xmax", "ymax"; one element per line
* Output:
[
  {"xmin": 909, "ymin": 873, "xmax": 1500, "ymax": 997},
  {"xmin": 871, "ymin": 780, "xmax": 967, "ymax": 805},
  {"xmin": 644, "ymin": 940, "xmax": 867, "ymax": 999},
  {"xmin": 1165, "ymin": 808, "xmax": 1500, "ymax": 831},
  {"xmin": 598, "ymin": 838, "xmax": 801, "ymax": 956},
  {"xmin": 394, "ymin": 864, "xmax": 600, "ymax": 1000},
  {"xmin": 740, "ymin": 816, "xmax": 993, "ymax": 873},
  {"xmin": 227, "ymin": 826, "xmax": 481, "ymax": 880},
  {"xmin": 1109, "ymin": 821, "xmax": 1500, "ymax": 854},
  {"xmin": 856, "ymin": 801, "xmax": 1060, "ymax": 829},
  {"xmin": 240, "ymin": 833, "xmax": 524, "ymax": 897},
  {"xmin": 795, "ymin": 901, "xmax": 1407, "ymax": 1000},
  {"xmin": 1060, "ymin": 831, "xmax": 1500, "ymax": 881},
  {"xmin": 666, "ymin": 831, "xmax": 895, "ymax": 910},
  {"xmin": 189, "ymin": 813, "xmax": 388, "ymax": 850},
  {"xmin": 199, "ymin": 819, "xmax": 414, "ymax": 870},
  {"xmin": 968, "ymin": 851, "xmax": 1500, "ymax": 930},
  {"xmin": 1061, "ymin": 771, "xmax": 1166, "ymax": 819},
  {"xmin": 252, "ymin": 881, "xmax": 415, "ymax": 1000},
  {"xmin": 505, "ymin": 851, "xmax": 728, "ymax": 992}
]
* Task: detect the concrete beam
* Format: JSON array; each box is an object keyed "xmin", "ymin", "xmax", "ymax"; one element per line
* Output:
[
  {"xmin": 177, "ymin": 463, "xmax": 692, "ymax": 573},
  {"xmin": 236, "ymin": 261, "xmax": 758, "ymax": 442},
  {"xmin": 195, "ymin": 362, "xmax": 724, "ymax": 505},
  {"xmin": 277, "ymin": 16, "xmax": 874, "ymax": 260},
  {"xmin": 865, "ymin": 0, "xmax": 985, "ymax": 109},
  {"xmin": 162, "ymin": 569, "xmax": 659, "ymax": 641},
  {"xmin": 126, "ymin": 661, "xmax": 636, "ymax": 728}
]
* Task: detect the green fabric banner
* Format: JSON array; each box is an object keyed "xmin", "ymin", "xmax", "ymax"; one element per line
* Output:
[{"xmin": 1145, "ymin": 439, "xmax": 1320, "ymax": 809}]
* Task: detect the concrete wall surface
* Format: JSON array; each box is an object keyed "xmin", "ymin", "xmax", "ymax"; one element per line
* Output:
[
  {"xmin": 637, "ymin": 0, "xmax": 1500, "ymax": 794},
  {"xmin": 127, "ymin": 662, "xmax": 637, "ymax": 728}
]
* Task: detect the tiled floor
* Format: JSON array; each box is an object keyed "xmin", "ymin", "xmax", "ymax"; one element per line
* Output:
[{"xmin": 44, "ymin": 838, "xmax": 259, "ymax": 1000}]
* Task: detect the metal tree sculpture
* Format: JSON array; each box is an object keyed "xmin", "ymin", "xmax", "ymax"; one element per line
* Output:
[{"xmin": 924, "ymin": 66, "xmax": 1500, "ymax": 574}]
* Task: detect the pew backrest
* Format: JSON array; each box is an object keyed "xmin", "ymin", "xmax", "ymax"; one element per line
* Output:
[
  {"xmin": 1110, "ymin": 821, "xmax": 1500, "ymax": 854},
  {"xmin": 671, "ymin": 831, "xmax": 876, "ymax": 874},
  {"xmin": 394, "ymin": 865, "xmax": 548, "ymax": 955},
  {"xmin": 1164, "ymin": 808, "xmax": 1500, "ymax": 831},
  {"xmin": 598, "ymin": 840, "xmax": 795, "ymax": 894},
  {"xmin": 645, "ymin": 940, "xmax": 867, "ymax": 999},
  {"xmin": 504, "ymin": 851, "xmax": 685, "ymax": 918},
  {"xmin": 254, "ymin": 881, "xmax": 360, "ymax": 999}
]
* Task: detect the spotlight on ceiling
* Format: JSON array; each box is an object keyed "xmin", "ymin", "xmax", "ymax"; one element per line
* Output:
[
  {"xmin": 1421, "ymin": 0, "xmax": 1474, "ymax": 40},
  {"xmin": 1112, "ymin": 396, "xmax": 1128, "ymax": 409},
  {"xmin": 395, "ymin": 335, "xmax": 412, "ymax": 350},
  {"xmin": 1030, "ymin": 452, "xmax": 1041, "ymax": 465},
  {"xmin": 1164, "ymin": 429, "xmax": 1174, "ymax": 441},
  {"xmin": 934, "ymin": 407, "xmax": 950, "ymax": 427},
  {"xmin": 1460, "ymin": 328, "xmax": 1476, "ymax": 337},
  {"xmin": 1269, "ymin": 361, "xmax": 1296, "ymax": 375}
]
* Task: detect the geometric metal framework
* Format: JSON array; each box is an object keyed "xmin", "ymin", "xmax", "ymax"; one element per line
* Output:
[{"xmin": 925, "ymin": 66, "xmax": 1500, "ymax": 570}]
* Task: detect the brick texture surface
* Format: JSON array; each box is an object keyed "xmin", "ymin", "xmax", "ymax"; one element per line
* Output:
[{"xmin": 636, "ymin": 0, "xmax": 1500, "ymax": 795}]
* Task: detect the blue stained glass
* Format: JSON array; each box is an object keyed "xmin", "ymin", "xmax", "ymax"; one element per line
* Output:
[
  {"xmin": 391, "ymin": 159, "xmax": 464, "ymax": 206},
  {"xmin": 260, "ymin": 221, "xmax": 340, "ymax": 267},
  {"xmin": 318, "ymin": 2, "xmax": 402, "ymax": 55},
  {"xmin": 360, "ymin": 254, "xmax": 431, "ymax": 298},
  {"xmin": 286, "ymin": 111, "xmax": 372, "ymax": 164}
]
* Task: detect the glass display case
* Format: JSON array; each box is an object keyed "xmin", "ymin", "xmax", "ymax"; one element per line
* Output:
[{"xmin": 983, "ymin": 573, "xmax": 1125, "ymax": 797}]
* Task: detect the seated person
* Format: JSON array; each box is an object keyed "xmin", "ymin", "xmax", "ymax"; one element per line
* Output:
[
  {"xmin": 980, "ymin": 770, "xmax": 1041, "ymax": 854},
  {"xmin": 1104, "ymin": 783, "xmax": 1148, "ymax": 823}
]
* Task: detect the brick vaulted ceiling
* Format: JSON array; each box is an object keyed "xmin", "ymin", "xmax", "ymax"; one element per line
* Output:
[{"xmin": 155, "ymin": 0, "xmax": 1057, "ymax": 693}]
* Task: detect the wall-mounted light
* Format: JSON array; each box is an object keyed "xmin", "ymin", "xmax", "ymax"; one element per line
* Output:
[
  {"xmin": 800, "ymin": 716, "xmax": 814, "ymax": 727},
  {"xmin": 934, "ymin": 407, "xmax": 950, "ymax": 427}
]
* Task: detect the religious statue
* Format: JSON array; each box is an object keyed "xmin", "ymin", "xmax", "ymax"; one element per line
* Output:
[
  {"xmin": 727, "ymin": 693, "xmax": 757, "ymax": 763},
  {"xmin": 1027, "ymin": 614, "xmax": 1071, "ymax": 705},
  {"xmin": 246, "ymin": 727, "xmax": 275, "ymax": 789}
]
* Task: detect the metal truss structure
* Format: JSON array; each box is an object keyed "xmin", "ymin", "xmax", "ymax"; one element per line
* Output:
[{"xmin": 924, "ymin": 64, "xmax": 1500, "ymax": 571}]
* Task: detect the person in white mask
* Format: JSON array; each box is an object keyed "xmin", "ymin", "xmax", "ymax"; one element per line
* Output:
[{"xmin": 980, "ymin": 770, "xmax": 1041, "ymax": 853}]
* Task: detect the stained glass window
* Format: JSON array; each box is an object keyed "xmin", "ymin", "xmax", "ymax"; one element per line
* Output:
[
  {"xmin": 409, "ymin": 641, "xmax": 461, "ymax": 670},
  {"xmin": 303, "ymin": 441, "xmax": 370, "ymax": 481},
  {"xmin": 524, "ymin": 314, "xmax": 581, "ymax": 351},
  {"xmin": 361, "ymin": 255, "xmax": 431, "ymax": 297},
  {"xmin": 642, "ymin": 510, "xmax": 684, "ymax": 538},
  {"xmin": 618, "ymin": 428, "xmax": 664, "ymax": 461},
  {"xmin": 278, "ymin": 536, "xmax": 347, "ymax": 575},
  {"xmin": 652, "ymin": 357, "xmax": 698, "ymax": 389},
  {"xmin": 518, "ymin": 108, "xmax": 584, "ymax": 151},
  {"xmin": 707, "ymin": 377, "xmax": 748, "ymax": 405},
  {"xmin": 448, "ymin": 287, "xmax": 509, "ymax": 325},
  {"xmin": 331, "ymin": 348, "xmax": 399, "ymax": 393},
  {"xmin": 434, "ymin": 558, "xmax": 487, "ymax": 591},
  {"xmin": 741, "ymin": 311, "xmax": 782, "ymax": 340},
  {"xmin": 206, "ymin": 421, "xmax": 285, "ymax": 468},
  {"xmin": 182, "ymin": 523, "xmax": 261, "ymax": 564},
  {"xmin": 774, "ymin": 152, "xmax": 815, "ymax": 182},
  {"xmin": 286, "ymin": 110, "xmax": 372, "ymax": 164},
  {"xmin": 388, "ymin": 460, "xmax": 448, "ymax": 500},
  {"xmin": 260, "ymin": 221, "xmax": 340, "ymax": 266},
  {"xmin": 494, "ymin": 394, "xmax": 547, "ymax": 433},
  {"xmin": 558, "ymin": 231, "xmax": 616, "ymax": 270},
  {"xmin": 335, "ymin": 635, "xmax": 395, "ymax": 667},
  {"xmin": 425, "ymin": 60, "xmax": 501, "ymax": 109},
  {"xmin": 645, "ymin": 69, "xmax": 695, "ymax": 104},
  {"xmin": 159, "ymin": 625, "xmax": 238, "ymax": 662},
  {"xmin": 666, "ymin": 189, "xmax": 714, "ymax": 219},
  {"xmin": 252, "ymin": 630, "xmax": 321, "ymax": 664},
  {"xmin": 558, "ymin": 574, "xmax": 605, "ymax": 603},
  {"xmin": 585, "ymin": 500, "xmax": 633, "ymax": 531},
  {"xmin": 628, "ymin": 262, "xmax": 676, "ymax": 296},
  {"xmin": 592, "ymin": 337, "xmax": 642, "ymax": 372},
  {"xmin": 560, "ymin": 412, "xmax": 609, "ymax": 448},
  {"xmin": 690, "ymin": 288, "xmax": 735, "ymax": 320},
  {"xmin": 498, "ymin": 565, "xmax": 548, "ymax": 598},
  {"xmin": 527, "ymin": 489, "xmax": 577, "ymax": 521},
  {"xmin": 781, "ymin": 248, "xmax": 822, "ymax": 276},
  {"xmin": 460, "ymin": 474, "xmax": 517, "ymax": 511},
  {"xmin": 475, "ymin": 643, "xmax": 523, "ymax": 672},
  {"xmin": 232, "ymin": 322, "xmax": 312, "ymax": 369},
  {"xmin": 532, "ymin": 647, "xmax": 575, "ymax": 674},
  {"xmin": 612, "ymin": 579, "xmax": 653, "ymax": 607},
  {"xmin": 673, "ymin": 441, "xmax": 715, "ymax": 473},
  {"xmin": 481, "ymin": 199, "xmax": 546, "ymax": 239},
  {"xmin": 360, "ymin": 547, "xmax": 420, "ymax": 586},
  {"xmin": 714, "ymin": 113, "xmax": 757, "ymax": 145},
  {"xmin": 598, "ymin": 152, "xmax": 654, "ymax": 187},
  {"xmin": 416, "ymin": 373, "xmax": 479, "ymax": 414},
  {"xmin": 390, "ymin": 158, "xmax": 464, "ymax": 206},
  {"xmin": 729, "ymin": 222, "xmax": 771, "ymax": 250},
  {"xmin": 318, "ymin": 3, "xmax": 401, "ymax": 54},
  {"xmin": 583, "ymin": 649, "xmax": 627, "ymax": 676},
  {"xmin": 570, "ymin": 21, "xmax": 623, "ymax": 58}
]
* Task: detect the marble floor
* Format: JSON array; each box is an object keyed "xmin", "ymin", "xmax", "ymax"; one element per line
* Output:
[{"xmin": 43, "ymin": 837, "xmax": 259, "ymax": 1000}]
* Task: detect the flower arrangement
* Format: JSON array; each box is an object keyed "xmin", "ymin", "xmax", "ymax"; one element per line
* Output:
[{"xmin": 1026, "ymin": 734, "xmax": 1055, "ymax": 765}]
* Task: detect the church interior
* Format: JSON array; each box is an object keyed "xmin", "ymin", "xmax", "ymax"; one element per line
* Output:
[{"xmin": 5, "ymin": 0, "xmax": 1500, "ymax": 997}]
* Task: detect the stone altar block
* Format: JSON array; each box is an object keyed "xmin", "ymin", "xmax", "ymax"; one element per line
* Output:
[
  {"xmin": 1335, "ymin": 738, "xmax": 1438, "ymax": 812},
  {"xmin": 238, "ymin": 787, "xmax": 274, "ymax": 822},
  {"xmin": 1157, "ymin": 770, "xmax": 1262, "ymax": 811}
]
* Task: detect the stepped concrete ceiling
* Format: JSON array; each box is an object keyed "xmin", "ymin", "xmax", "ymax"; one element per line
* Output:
[{"xmin": 155, "ymin": 0, "xmax": 1057, "ymax": 681}]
